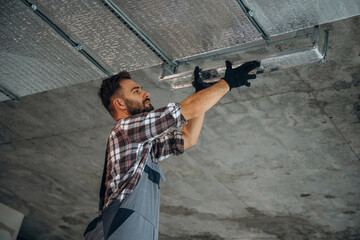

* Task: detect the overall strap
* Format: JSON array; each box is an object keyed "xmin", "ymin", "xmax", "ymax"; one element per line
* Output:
[{"xmin": 99, "ymin": 149, "xmax": 108, "ymax": 211}]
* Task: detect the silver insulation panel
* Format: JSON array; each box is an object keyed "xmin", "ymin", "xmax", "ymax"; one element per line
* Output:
[
  {"xmin": 31, "ymin": 0, "xmax": 162, "ymax": 73},
  {"xmin": 112, "ymin": 0, "xmax": 263, "ymax": 60},
  {"xmin": 242, "ymin": 0, "xmax": 360, "ymax": 36},
  {"xmin": 160, "ymin": 47, "xmax": 324, "ymax": 90},
  {"xmin": 0, "ymin": 1, "xmax": 105, "ymax": 99}
]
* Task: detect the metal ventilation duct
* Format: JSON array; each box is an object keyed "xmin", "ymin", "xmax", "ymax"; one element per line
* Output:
[
  {"xmin": 159, "ymin": 26, "xmax": 329, "ymax": 90},
  {"xmin": 30, "ymin": 0, "xmax": 162, "ymax": 73},
  {"xmin": 112, "ymin": 0, "xmax": 263, "ymax": 60},
  {"xmin": 242, "ymin": 0, "xmax": 360, "ymax": 36},
  {"xmin": 160, "ymin": 47, "xmax": 326, "ymax": 90},
  {"xmin": 0, "ymin": 1, "xmax": 105, "ymax": 100}
]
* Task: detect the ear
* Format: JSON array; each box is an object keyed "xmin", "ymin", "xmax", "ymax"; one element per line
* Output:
[{"xmin": 113, "ymin": 97, "xmax": 126, "ymax": 110}]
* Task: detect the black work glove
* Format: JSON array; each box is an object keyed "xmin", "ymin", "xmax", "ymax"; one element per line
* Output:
[
  {"xmin": 192, "ymin": 66, "xmax": 215, "ymax": 93},
  {"xmin": 223, "ymin": 60, "xmax": 260, "ymax": 90}
]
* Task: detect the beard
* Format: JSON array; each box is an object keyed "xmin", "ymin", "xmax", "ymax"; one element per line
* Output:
[{"xmin": 125, "ymin": 98, "xmax": 154, "ymax": 116}]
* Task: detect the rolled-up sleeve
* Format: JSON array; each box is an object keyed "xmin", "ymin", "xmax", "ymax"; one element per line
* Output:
[
  {"xmin": 151, "ymin": 130, "xmax": 184, "ymax": 163},
  {"xmin": 119, "ymin": 103, "xmax": 187, "ymax": 143}
]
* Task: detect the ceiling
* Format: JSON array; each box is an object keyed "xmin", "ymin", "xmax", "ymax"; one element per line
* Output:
[
  {"xmin": 0, "ymin": 0, "xmax": 360, "ymax": 239},
  {"xmin": 1, "ymin": 0, "xmax": 359, "ymax": 101}
]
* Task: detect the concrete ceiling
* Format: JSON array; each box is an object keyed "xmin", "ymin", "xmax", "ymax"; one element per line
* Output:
[{"xmin": 0, "ymin": 1, "xmax": 360, "ymax": 239}]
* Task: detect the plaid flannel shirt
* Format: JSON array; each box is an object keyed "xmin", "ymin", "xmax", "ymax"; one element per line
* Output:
[{"xmin": 104, "ymin": 103, "xmax": 187, "ymax": 208}]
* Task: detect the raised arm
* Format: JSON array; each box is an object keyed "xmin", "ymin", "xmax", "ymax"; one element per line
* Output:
[
  {"xmin": 180, "ymin": 79, "xmax": 229, "ymax": 120},
  {"xmin": 181, "ymin": 60, "xmax": 260, "ymax": 120},
  {"xmin": 180, "ymin": 61, "xmax": 260, "ymax": 149},
  {"xmin": 181, "ymin": 112, "xmax": 205, "ymax": 149},
  {"xmin": 181, "ymin": 66, "xmax": 224, "ymax": 149}
]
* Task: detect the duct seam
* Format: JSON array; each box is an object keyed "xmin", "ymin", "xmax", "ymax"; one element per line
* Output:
[
  {"xmin": 20, "ymin": 0, "xmax": 111, "ymax": 76},
  {"xmin": 101, "ymin": 0, "xmax": 178, "ymax": 75},
  {"xmin": 236, "ymin": 0, "xmax": 269, "ymax": 41}
]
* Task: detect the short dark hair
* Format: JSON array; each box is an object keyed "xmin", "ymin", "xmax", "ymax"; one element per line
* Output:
[{"xmin": 98, "ymin": 71, "xmax": 131, "ymax": 114}]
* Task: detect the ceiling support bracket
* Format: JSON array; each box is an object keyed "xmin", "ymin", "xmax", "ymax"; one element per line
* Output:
[
  {"xmin": 162, "ymin": 62, "xmax": 178, "ymax": 77},
  {"xmin": 0, "ymin": 85, "xmax": 19, "ymax": 102},
  {"xmin": 102, "ymin": 0, "xmax": 178, "ymax": 75},
  {"xmin": 311, "ymin": 25, "xmax": 329, "ymax": 62},
  {"xmin": 320, "ymin": 29, "xmax": 329, "ymax": 62},
  {"xmin": 236, "ymin": 0, "xmax": 270, "ymax": 42},
  {"xmin": 20, "ymin": 0, "xmax": 112, "ymax": 76}
]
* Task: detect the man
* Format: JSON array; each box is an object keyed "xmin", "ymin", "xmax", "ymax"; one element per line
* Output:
[{"xmin": 84, "ymin": 60, "xmax": 260, "ymax": 240}]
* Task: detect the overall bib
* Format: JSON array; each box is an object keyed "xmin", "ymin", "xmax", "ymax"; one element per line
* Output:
[{"xmin": 84, "ymin": 154, "xmax": 165, "ymax": 240}]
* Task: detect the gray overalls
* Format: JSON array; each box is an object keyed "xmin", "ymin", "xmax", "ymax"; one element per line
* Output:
[{"xmin": 84, "ymin": 153, "xmax": 165, "ymax": 240}]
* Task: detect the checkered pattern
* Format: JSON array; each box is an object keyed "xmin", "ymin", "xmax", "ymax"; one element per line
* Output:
[{"xmin": 104, "ymin": 103, "xmax": 187, "ymax": 208}]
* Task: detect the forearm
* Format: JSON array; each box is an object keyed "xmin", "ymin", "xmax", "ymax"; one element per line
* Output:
[
  {"xmin": 182, "ymin": 112, "xmax": 205, "ymax": 149},
  {"xmin": 180, "ymin": 79, "xmax": 229, "ymax": 120}
]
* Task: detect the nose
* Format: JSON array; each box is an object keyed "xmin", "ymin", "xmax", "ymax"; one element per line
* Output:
[
  {"xmin": 144, "ymin": 90, "xmax": 150, "ymax": 99},
  {"xmin": 143, "ymin": 91, "xmax": 150, "ymax": 100}
]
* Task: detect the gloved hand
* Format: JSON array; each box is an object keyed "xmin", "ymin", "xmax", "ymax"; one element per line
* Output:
[
  {"xmin": 192, "ymin": 66, "xmax": 215, "ymax": 93},
  {"xmin": 223, "ymin": 60, "xmax": 260, "ymax": 90}
]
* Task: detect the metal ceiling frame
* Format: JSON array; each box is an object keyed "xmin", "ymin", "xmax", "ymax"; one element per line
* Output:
[
  {"xmin": 20, "ymin": 0, "xmax": 112, "ymax": 77},
  {"xmin": 9, "ymin": 0, "xmax": 331, "ymax": 98},
  {"xmin": 19, "ymin": 0, "xmax": 317, "ymax": 80}
]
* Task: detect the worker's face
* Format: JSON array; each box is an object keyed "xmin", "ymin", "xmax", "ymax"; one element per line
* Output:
[{"xmin": 120, "ymin": 79, "xmax": 154, "ymax": 116}]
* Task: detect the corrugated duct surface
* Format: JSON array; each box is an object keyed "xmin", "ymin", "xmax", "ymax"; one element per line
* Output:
[
  {"xmin": 242, "ymin": 0, "xmax": 360, "ymax": 36},
  {"xmin": 113, "ymin": 0, "xmax": 263, "ymax": 60},
  {"xmin": 0, "ymin": 1, "xmax": 105, "ymax": 98},
  {"xmin": 31, "ymin": 0, "xmax": 162, "ymax": 73}
]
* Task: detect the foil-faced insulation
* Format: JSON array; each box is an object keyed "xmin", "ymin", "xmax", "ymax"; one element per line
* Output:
[
  {"xmin": 160, "ymin": 47, "xmax": 325, "ymax": 90},
  {"xmin": 112, "ymin": 0, "xmax": 263, "ymax": 60},
  {"xmin": 242, "ymin": 0, "xmax": 360, "ymax": 36},
  {"xmin": 31, "ymin": 0, "xmax": 162, "ymax": 73},
  {"xmin": 0, "ymin": 1, "xmax": 105, "ymax": 99}
]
